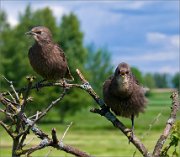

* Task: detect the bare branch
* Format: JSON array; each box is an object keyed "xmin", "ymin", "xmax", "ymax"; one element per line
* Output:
[
  {"xmin": 153, "ymin": 91, "xmax": 180, "ymax": 157},
  {"xmin": 35, "ymin": 88, "xmax": 67, "ymax": 122},
  {"xmin": 8, "ymin": 91, "xmax": 17, "ymax": 103},
  {"xmin": 60, "ymin": 122, "xmax": 73, "ymax": 142},
  {"xmin": 1, "ymin": 72, "xmax": 179, "ymax": 157},
  {"xmin": 1, "ymin": 81, "xmax": 61, "ymax": 97},
  {"xmin": 22, "ymin": 137, "xmax": 35, "ymax": 147},
  {"xmin": 75, "ymin": 69, "xmax": 151, "ymax": 157},
  {"xmin": 0, "ymin": 108, "xmax": 5, "ymax": 113},
  {"xmin": 51, "ymin": 128, "xmax": 58, "ymax": 144},
  {"xmin": 0, "ymin": 121, "xmax": 14, "ymax": 138},
  {"xmin": 2, "ymin": 75, "xmax": 19, "ymax": 101},
  {"xmin": 28, "ymin": 111, "xmax": 42, "ymax": 120},
  {"xmin": 16, "ymin": 118, "xmax": 92, "ymax": 157}
]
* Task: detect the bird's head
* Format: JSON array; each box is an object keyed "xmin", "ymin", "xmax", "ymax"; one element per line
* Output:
[
  {"xmin": 114, "ymin": 62, "xmax": 131, "ymax": 85},
  {"xmin": 25, "ymin": 26, "xmax": 52, "ymax": 43}
]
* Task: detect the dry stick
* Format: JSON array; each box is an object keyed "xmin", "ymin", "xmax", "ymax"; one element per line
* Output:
[
  {"xmin": 17, "ymin": 89, "xmax": 92, "ymax": 157},
  {"xmin": 1, "ymin": 81, "xmax": 60, "ymax": 96},
  {"xmin": 8, "ymin": 91, "xmax": 17, "ymax": 104},
  {"xmin": 75, "ymin": 69, "xmax": 151, "ymax": 157},
  {"xmin": 1, "ymin": 81, "xmax": 91, "ymax": 157},
  {"xmin": 133, "ymin": 112, "xmax": 162, "ymax": 156},
  {"xmin": 60, "ymin": 122, "xmax": 73, "ymax": 143},
  {"xmin": 1, "ymin": 74, "xmax": 178, "ymax": 157},
  {"xmin": 28, "ymin": 111, "xmax": 42, "ymax": 120},
  {"xmin": 52, "ymin": 128, "xmax": 58, "ymax": 144},
  {"xmin": 22, "ymin": 137, "xmax": 35, "ymax": 147},
  {"xmin": 153, "ymin": 91, "xmax": 179, "ymax": 157},
  {"xmin": 0, "ymin": 108, "xmax": 5, "ymax": 113},
  {"xmin": 2, "ymin": 76, "xmax": 19, "ymax": 102},
  {"xmin": 16, "ymin": 77, "xmax": 34, "ymax": 147},
  {"xmin": 17, "ymin": 121, "xmax": 92, "ymax": 157},
  {"xmin": 1, "ymin": 79, "xmax": 81, "ymax": 98},
  {"xmin": 0, "ymin": 109, "xmax": 13, "ymax": 117},
  {"xmin": 31, "ymin": 88, "xmax": 67, "ymax": 125},
  {"xmin": 11, "ymin": 78, "xmax": 34, "ymax": 151},
  {"xmin": 16, "ymin": 92, "xmax": 66, "ymax": 141},
  {"xmin": 20, "ymin": 76, "xmax": 34, "ymax": 112},
  {"xmin": 0, "ymin": 121, "xmax": 14, "ymax": 138}
]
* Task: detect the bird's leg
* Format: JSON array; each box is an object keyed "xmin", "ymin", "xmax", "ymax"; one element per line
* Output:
[
  {"xmin": 131, "ymin": 114, "xmax": 134, "ymax": 132},
  {"xmin": 35, "ymin": 79, "xmax": 46, "ymax": 91}
]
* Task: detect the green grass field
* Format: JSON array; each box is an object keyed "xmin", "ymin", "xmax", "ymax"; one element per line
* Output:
[{"xmin": 0, "ymin": 89, "xmax": 179, "ymax": 156}]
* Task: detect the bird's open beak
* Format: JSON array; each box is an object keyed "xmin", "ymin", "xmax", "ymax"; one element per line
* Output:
[
  {"xmin": 120, "ymin": 71, "xmax": 126, "ymax": 78},
  {"xmin": 121, "ymin": 75, "xmax": 125, "ymax": 78},
  {"xmin": 25, "ymin": 31, "xmax": 36, "ymax": 36}
]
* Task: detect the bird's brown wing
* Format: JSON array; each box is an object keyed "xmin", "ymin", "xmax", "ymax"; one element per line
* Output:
[
  {"xmin": 56, "ymin": 45, "xmax": 74, "ymax": 81},
  {"xmin": 103, "ymin": 75, "xmax": 113, "ymax": 97}
]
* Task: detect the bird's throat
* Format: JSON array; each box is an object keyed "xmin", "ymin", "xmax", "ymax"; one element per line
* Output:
[{"xmin": 116, "ymin": 76, "xmax": 129, "ymax": 93}]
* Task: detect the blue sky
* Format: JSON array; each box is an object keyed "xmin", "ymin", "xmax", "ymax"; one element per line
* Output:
[{"xmin": 1, "ymin": 0, "xmax": 179, "ymax": 74}]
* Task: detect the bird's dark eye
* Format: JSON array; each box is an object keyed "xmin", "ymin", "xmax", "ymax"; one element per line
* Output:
[{"xmin": 36, "ymin": 31, "xmax": 41, "ymax": 34}]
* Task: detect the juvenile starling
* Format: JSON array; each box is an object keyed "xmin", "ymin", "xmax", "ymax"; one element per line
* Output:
[
  {"xmin": 26, "ymin": 26, "xmax": 74, "ymax": 81},
  {"xmin": 103, "ymin": 62, "xmax": 147, "ymax": 132}
]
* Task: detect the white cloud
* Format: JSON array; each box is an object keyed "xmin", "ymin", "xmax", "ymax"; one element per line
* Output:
[
  {"xmin": 147, "ymin": 32, "xmax": 179, "ymax": 49},
  {"xmin": 170, "ymin": 35, "xmax": 179, "ymax": 48},
  {"xmin": 1, "ymin": 1, "xmax": 69, "ymax": 27},
  {"xmin": 101, "ymin": 1, "xmax": 151, "ymax": 10},
  {"xmin": 112, "ymin": 32, "xmax": 179, "ymax": 74},
  {"xmin": 7, "ymin": 15, "xmax": 18, "ymax": 27},
  {"xmin": 1, "ymin": 1, "xmax": 24, "ymax": 27},
  {"xmin": 112, "ymin": 50, "xmax": 178, "ymax": 68},
  {"xmin": 32, "ymin": 4, "xmax": 69, "ymax": 20},
  {"xmin": 75, "ymin": 5, "xmax": 123, "ymax": 43}
]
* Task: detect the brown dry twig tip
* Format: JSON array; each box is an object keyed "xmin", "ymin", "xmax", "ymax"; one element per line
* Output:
[
  {"xmin": 52, "ymin": 128, "xmax": 58, "ymax": 144},
  {"xmin": 153, "ymin": 91, "xmax": 179, "ymax": 157}
]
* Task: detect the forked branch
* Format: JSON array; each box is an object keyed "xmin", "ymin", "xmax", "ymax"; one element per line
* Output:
[{"xmin": 0, "ymin": 70, "xmax": 179, "ymax": 157}]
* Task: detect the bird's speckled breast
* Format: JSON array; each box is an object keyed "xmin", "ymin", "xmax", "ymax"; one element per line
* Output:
[{"xmin": 28, "ymin": 43, "xmax": 67, "ymax": 80}]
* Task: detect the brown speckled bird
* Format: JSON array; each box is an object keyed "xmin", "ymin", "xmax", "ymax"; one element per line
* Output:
[
  {"xmin": 103, "ymin": 62, "xmax": 147, "ymax": 131},
  {"xmin": 26, "ymin": 26, "xmax": 74, "ymax": 81}
]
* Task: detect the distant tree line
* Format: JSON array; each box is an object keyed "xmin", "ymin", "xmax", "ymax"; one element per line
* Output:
[
  {"xmin": 131, "ymin": 67, "xmax": 179, "ymax": 89},
  {"xmin": 0, "ymin": 5, "xmax": 179, "ymax": 122}
]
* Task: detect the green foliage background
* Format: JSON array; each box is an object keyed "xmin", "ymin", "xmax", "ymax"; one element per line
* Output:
[
  {"xmin": 0, "ymin": 5, "xmax": 179, "ymax": 157},
  {"xmin": 0, "ymin": 6, "xmax": 113, "ymax": 122},
  {"xmin": 0, "ymin": 5, "xmax": 179, "ymax": 122}
]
